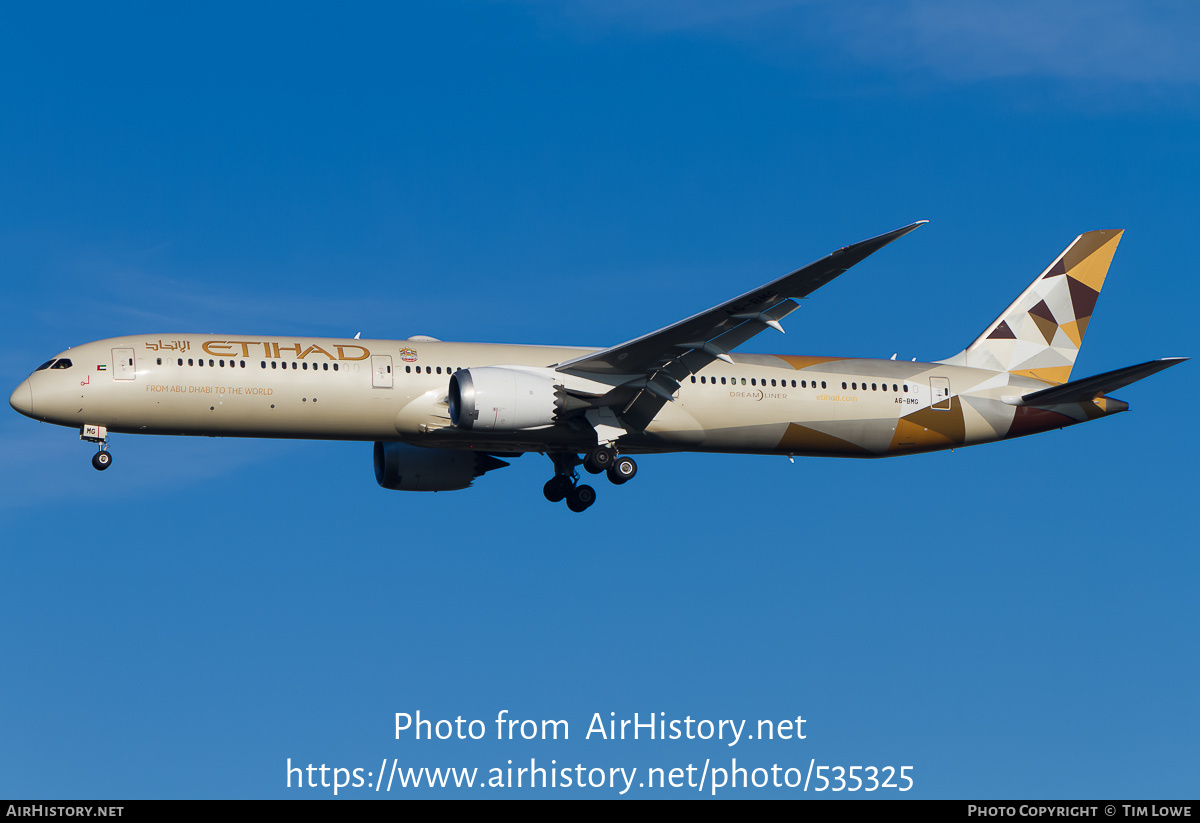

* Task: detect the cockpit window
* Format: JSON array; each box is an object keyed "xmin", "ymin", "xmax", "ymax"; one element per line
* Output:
[
  {"xmin": 35, "ymin": 359, "xmax": 56, "ymax": 371},
  {"xmin": 49, "ymin": 359, "xmax": 73, "ymax": 370}
]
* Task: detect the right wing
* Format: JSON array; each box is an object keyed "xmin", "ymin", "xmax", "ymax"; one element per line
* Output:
[{"xmin": 555, "ymin": 221, "xmax": 927, "ymax": 429}]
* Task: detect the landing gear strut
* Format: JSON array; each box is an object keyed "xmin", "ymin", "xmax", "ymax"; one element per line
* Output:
[
  {"xmin": 543, "ymin": 453, "xmax": 595, "ymax": 512},
  {"xmin": 543, "ymin": 449, "xmax": 638, "ymax": 512}
]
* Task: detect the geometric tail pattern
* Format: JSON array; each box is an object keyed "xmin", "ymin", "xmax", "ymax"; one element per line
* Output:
[{"xmin": 943, "ymin": 229, "xmax": 1123, "ymax": 385}]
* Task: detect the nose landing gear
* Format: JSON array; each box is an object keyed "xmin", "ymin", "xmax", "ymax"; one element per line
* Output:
[{"xmin": 80, "ymin": 424, "xmax": 112, "ymax": 471}]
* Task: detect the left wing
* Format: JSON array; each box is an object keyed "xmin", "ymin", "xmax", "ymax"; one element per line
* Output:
[{"xmin": 555, "ymin": 221, "xmax": 926, "ymax": 429}]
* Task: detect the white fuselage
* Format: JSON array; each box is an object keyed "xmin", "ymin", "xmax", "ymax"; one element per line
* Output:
[{"xmin": 11, "ymin": 333, "xmax": 1100, "ymax": 459}]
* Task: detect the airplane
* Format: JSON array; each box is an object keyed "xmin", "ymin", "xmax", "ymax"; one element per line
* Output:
[{"xmin": 9, "ymin": 222, "xmax": 1185, "ymax": 512}]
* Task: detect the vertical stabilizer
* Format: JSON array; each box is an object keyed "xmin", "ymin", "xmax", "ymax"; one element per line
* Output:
[{"xmin": 940, "ymin": 229, "xmax": 1123, "ymax": 384}]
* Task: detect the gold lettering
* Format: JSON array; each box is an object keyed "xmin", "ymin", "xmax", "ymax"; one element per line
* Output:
[
  {"xmin": 299, "ymin": 344, "xmax": 335, "ymax": 360},
  {"xmin": 335, "ymin": 344, "xmax": 370, "ymax": 361},
  {"xmin": 276, "ymin": 343, "xmax": 303, "ymax": 358},
  {"xmin": 227, "ymin": 341, "xmax": 255, "ymax": 357},
  {"xmin": 203, "ymin": 341, "xmax": 237, "ymax": 356}
]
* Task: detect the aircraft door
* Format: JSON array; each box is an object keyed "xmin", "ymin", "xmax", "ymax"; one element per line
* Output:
[
  {"xmin": 372, "ymin": 355, "xmax": 393, "ymax": 388},
  {"xmin": 113, "ymin": 348, "xmax": 136, "ymax": 380},
  {"xmin": 930, "ymin": 377, "xmax": 951, "ymax": 410}
]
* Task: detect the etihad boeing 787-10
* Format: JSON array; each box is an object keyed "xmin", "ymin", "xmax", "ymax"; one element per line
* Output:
[{"xmin": 10, "ymin": 222, "xmax": 1184, "ymax": 512}]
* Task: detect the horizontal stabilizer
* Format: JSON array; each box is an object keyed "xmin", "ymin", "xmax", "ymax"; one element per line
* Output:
[{"xmin": 1005, "ymin": 357, "xmax": 1186, "ymax": 407}]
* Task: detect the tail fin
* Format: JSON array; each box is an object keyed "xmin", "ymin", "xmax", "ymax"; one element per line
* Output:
[{"xmin": 940, "ymin": 229, "xmax": 1123, "ymax": 384}]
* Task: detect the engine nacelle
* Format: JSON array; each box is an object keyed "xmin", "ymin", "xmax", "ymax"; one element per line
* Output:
[
  {"xmin": 448, "ymin": 366, "xmax": 560, "ymax": 432},
  {"xmin": 373, "ymin": 442, "xmax": 509, "ymax": 492}
]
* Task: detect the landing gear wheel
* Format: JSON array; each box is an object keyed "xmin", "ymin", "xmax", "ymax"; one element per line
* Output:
[
  {"xmin": 566, "ymin": 484, "xmax": 596, "ymax": 513},
  {"xmin": 543, "ymin": 475, "xmax": 573, "ymax": 503},
  {"xmin": 92, "ymin": 451, "xmax": 112, "ymax": 471},
  {"xmin": 607, "ymin": 456, "xmax": 637, "ymax": 485},
  {"xmin": 584, "ymin": 446, "xmax": 615, "ymax": 474}
]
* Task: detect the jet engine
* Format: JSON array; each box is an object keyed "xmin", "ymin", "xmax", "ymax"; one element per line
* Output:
[
  {"xmin": 373, "ymin": 442, "xmax": 509, "ymax": 492},
  {"xmin": 448, "ymin": 367, "xmax": 561, "ymax": 432}
]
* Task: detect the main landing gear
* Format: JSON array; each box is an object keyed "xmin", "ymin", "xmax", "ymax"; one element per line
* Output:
[
  {"xmin": 543, "ymin": 447, "xmax": 638, "ymax": 512},
  {"xmin": 81, "ymin": 424, "xmax": 112, "ymax": 471}
]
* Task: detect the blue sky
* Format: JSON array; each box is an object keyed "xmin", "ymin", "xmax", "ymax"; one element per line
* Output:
[{"xmin": 2, "ymin": 1, "xmax": 1197, "ymax": 798}]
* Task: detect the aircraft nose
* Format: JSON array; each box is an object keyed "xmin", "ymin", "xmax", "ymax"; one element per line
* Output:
[{"xmin": 9, "ymin": 380, "xmax": 33, "ymax": 418}]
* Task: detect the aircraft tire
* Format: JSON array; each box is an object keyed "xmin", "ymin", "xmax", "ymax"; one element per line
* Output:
[
  {"xmin": 92, "ymin": 451, "xmax": 112, "ymax": 471},
  {"xmin": 566, "ymin": 484, "xmax": 596, "ymax": 512},
  {"xmin": 607, "ymin": 456, "xmax": 636, "ymax": 485},
  {"xmin": 586, "ymin": 447, "xmax": 615, "ymax": 473},
  {"xmin": 543, "ymin": 476, "xmax": 572, "ymax": 503}
]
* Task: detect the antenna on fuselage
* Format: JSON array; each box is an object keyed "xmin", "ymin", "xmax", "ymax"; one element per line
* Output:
[{"xmin": 354, "ymin": 332, "xmax": 361, "ymax": 339}]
